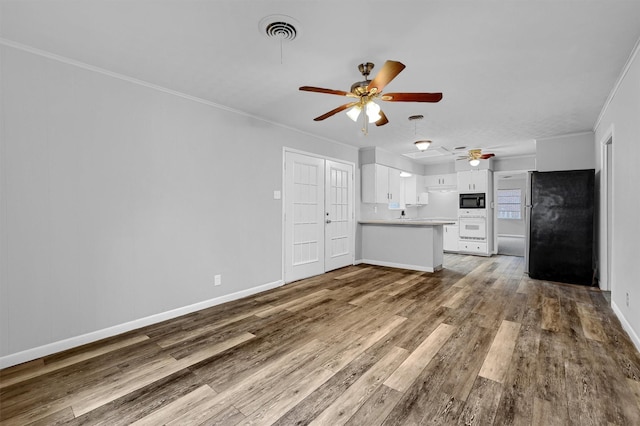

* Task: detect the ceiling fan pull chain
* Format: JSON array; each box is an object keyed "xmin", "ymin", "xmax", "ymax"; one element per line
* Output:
[{"xmin": 362, "ymin": 105, "xmax": 368, "ymax": 135}]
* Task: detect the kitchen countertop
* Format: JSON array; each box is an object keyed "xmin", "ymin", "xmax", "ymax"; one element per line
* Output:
[{"xmin": 359, "ymin": 219, "xmax": 456, "ymax": 226}]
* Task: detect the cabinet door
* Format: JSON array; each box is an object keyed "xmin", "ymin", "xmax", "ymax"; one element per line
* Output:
[
  {"xmin": 443, "ymin": 225, "xmax": 459, "ymax": 251},
  {"xmin": 457, "ymin": 171, "xmax": 473, "ymax": 192},
  {"xmin": 442, "ymin": 173, "xmax": 457, "ymax": 187},
  {"xmin": 457, "ymin": 170, "xmax": 487, "ymax": 192},
  {"xmin": 387, "ymin": 167, "xmax": 401, "ymax": 202},
  {"xmin": 471, "ymin": 170, "xmax": 488, "ymax": 193},
  {"xmin": 375, "ymin": 164, "xmax": 390, "ymax": 203},
  {"xmin": 402, "ymin": 174, "xmax": 417, "ymax": 205}
]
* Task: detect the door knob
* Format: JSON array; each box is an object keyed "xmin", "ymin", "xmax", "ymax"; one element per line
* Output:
[{"xmin": 326, "ymin": 219, "xmax": 332, "ymax": 224}]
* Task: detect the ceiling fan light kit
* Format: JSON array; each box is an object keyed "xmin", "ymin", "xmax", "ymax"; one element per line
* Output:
[
  {"xmin": 299, "ymin": 60, "xmax": 442, "ymax": 135},
  {"xmin": 463, "ymin": 148, "xmax": 495, "ymax": 166}
]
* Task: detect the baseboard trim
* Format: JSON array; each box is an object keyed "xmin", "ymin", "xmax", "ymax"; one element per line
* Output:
[
  {"xmin": 360, "ymin": 259, "xmax": 439, "ymax": 273},
  {"xmin": 0, "ymin": 279, "xmax": 284, "ymax": 369},
  {"xmin": 611, "ymin": 300, "xmax": 640, "ymax": 352}
]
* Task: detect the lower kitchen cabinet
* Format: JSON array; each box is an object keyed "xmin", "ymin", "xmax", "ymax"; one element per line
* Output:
[
  {"xmin": 443, "ymin": 224, "xmax": 458, "ymax": 252},
  {"xmin": 458, "ymin": 240, "xmax": 488, "ymax": 255}
]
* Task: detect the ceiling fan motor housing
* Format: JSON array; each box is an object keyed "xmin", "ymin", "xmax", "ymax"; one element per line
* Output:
[
  {"xmin": 358, "ymin": 62, "xmax": 374, "ymax": 77},
  {"xmin": 351, "ymin": 63, "xmax": 375, "ymax": 95},
  {"xmin": 350, "ymin": 80, "xmax": 370, "ymax": 95}
]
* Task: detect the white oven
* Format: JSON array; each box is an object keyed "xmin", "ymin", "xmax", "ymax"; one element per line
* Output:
[{"xmin": 459, "ymin": 217, "xmax": 487, "ymax": 240}]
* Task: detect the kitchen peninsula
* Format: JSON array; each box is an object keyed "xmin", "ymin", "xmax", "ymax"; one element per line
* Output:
[{"xmin": 359, "ymin": 219, "xmax": 455, "ymax": 272}]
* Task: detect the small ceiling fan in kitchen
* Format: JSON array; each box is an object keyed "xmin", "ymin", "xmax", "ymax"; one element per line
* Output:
[
  {"xmin": 299, "ymin": 60, "xmax": 443, "ymax": 134},
  {"xmin": 459, "ymin": 149, "xmax": 495, "ymax": 166}
]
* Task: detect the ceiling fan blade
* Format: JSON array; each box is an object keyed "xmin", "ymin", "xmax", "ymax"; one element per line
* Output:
[
  {"xmin": 299, "ymin": 86, "xmax": 356, "ymax": 97},
  {"xmin": 375, "ymin": 110, "xmax": 389, "ymax": 126},
  {"xmin": 367, "ymin": 60, "xmax": 405, "ymax": 94},
  {"xmin": 381, "ymin": 92, "xmax": 443, "ymax": 102},
  {"xmin": 480, "ymin": 153, "xmax": 495, "ymax": 159},
  {"xmin": 313, "ymin": 102, "xmax": 358, "ymax": 121}
]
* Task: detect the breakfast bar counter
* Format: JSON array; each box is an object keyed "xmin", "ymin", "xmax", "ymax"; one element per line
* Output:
[{"xmin": 359, "ymin": 219, "xmax": 456, "ymax": 272}]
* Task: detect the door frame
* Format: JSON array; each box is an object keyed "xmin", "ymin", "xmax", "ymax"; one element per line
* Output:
[
  {"xmin": 281, "ymin": 147, "xmax": 356, "ymax": 283},
  {"xmin": 599, "ymin": 125, "xmax": 614, "ymax": 291}
]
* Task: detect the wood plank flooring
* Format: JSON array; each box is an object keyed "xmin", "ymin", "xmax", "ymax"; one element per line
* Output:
[{"xmin": 2, "ymin": 254, "xmax": 640, "ymax": 425}]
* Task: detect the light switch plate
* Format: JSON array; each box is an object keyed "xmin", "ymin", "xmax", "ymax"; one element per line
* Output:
[{"xmin": 273, "ymin": 190, "xmax": 281, "ymax": 200}]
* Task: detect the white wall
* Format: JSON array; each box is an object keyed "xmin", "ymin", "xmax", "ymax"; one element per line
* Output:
[
  {"xmin": 0, "ymin": 45, "xmax": 358, "ymax": 366},
  {"xmin": 418, "ymin": 192, "xmax": 458, "ymax": 219},
  {"xmin": 536, "ymin": 132, "xmax": 595, "ymax": 171},
  {"xmin": 493, "ymin": 155, "xmax": 536, "ymax": 172},
  {"xmin": 594, "ymin": 41, "xmax": 640, "ymax": 348}
]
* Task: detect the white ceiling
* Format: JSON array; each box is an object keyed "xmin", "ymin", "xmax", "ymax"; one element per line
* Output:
[{"xmin": 2, "ymin": 1, "xmax": 640, "ymax": 164}]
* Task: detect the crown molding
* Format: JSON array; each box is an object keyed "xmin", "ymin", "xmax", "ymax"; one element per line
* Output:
[
  {"xmin": 593, "ymin": 34, "xmax": 640, "ymax": 131},
  {"xmin": 0, "ymin": 38, "xmax": 356, "ymax": 153}
]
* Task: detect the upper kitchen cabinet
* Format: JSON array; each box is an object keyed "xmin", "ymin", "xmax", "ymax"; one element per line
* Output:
[
  {"xmin": 402, "ymin": 174, "xmax": 429, "ymax": 205},
  {"xmin": 362, "ymin": 164, "xmax": 402, "ymax": 203},
  {"xmin": 424, "ymin": 173, "xmax": 457, "ymax": 191},
  {"xmin": 362, "ymin": 164, "xmax": 426, "ymax": 205},
  {"xmin": 457, "ymin": 170, "xmax": 490, "ymax": 193}
]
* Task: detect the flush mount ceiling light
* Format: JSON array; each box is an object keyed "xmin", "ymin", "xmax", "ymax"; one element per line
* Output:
[
  {"xmin": 414, "ymin": 140, "xmax": 432, "ymax": 151},
  {"xmin": 408, "ymin": 115, "xmax": 431, "ymax": 151}
]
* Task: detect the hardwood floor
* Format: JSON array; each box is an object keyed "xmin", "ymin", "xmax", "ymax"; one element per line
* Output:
[{"xmin": 2, "ymin": 254, "xmax": 640, "ymax": 425}]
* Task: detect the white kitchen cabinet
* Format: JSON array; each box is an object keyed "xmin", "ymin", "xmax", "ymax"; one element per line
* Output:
[
  {"xmin": 362, "ymin": 164, "xmax": 402, "ymax": 203},
  {"xmin": 458, "ymin": 240, "xmax": 488, "ymax": 255},
  {"xmin": 416, "ymin": 192, "xmax": 429, "ymax": 205},
  {"xmin": 457, "ymin": 170, "xmax": 489, "ymax": 193},
  {"xmin": 443, "ymin": 224, "xmax": 459, "ymax": 252},
  {"xmin": 424, "ymin": 173, "xmax": 457, "ymax": 190},
  {"xmin": 401, "ymin": 175, "xmax": 428, "ymax": 205}
]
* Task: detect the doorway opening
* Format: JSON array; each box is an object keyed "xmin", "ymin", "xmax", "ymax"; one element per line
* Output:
[{"xmin": 494, "ymin": 171, "xmax": 528, "ymax": 257}]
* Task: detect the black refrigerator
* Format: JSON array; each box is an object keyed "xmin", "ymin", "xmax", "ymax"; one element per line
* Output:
[{"xmin": 525, "ymin": 169, "xmax": 595, "ymax": 286}]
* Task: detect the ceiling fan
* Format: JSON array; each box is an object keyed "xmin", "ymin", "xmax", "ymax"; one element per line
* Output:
[
  {"xmin": 459, "ymin": 149, "xmax": 495, "ymax": 166},
  {"xmin": 299, "ymin": 60, "xmax": 442, "ymax": 134}
]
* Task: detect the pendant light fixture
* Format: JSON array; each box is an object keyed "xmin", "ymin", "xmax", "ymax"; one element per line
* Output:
[{"xmin": 408, "ymin": 115, "xmax": 431, "ymax": 151}]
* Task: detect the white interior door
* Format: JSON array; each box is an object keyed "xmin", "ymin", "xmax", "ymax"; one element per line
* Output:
[
  {"xmin": 285, "ymin": 152, "xmax": 325, "ymax": 282},
  {"xmin": 284, "ymin": 152, "xmax": 354, "ymax": 282},
  {"xmin": 325, "ymin": 160, "xmax": 354, "ymax": 272}
]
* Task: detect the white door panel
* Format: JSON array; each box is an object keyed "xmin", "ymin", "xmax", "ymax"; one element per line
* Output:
[
  {"xmin": 325, "ymin": 160, "xmax": 354, "ymax": 272},
  {"xmin": 284, "ymin": 152, "xmax": 354, "ymax": 282},
  {"xmin": 285, "ymin": 152, "xmax": 325, "ymax": 282}
]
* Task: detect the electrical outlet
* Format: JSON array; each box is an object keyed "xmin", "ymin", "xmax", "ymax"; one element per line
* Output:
[
  {"xmin": 627, "ymin": 292, "xmax": 630, "ymax": 307},
  {"xmin": 214, "ymin": 274, "xmax": 222, "ymax": 286}
]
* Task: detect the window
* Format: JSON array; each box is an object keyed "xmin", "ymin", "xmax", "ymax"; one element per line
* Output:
[{"xmin": 497, "ymin": 189, "xmax": 522, "ymax": 219}]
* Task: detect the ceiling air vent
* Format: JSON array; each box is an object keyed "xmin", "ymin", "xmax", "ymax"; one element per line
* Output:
[{"xmin": 259, "ymin": 15, "xmax": 301, "ymax": 41}]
